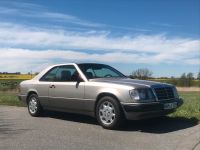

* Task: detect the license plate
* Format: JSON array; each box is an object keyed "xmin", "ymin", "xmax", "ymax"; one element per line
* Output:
[{"xmin": 164, "ymin": 102, "xmax": 177, "ymax": 110}]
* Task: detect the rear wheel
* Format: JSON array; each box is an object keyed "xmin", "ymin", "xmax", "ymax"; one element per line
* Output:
[
  {"xmin": 96, "ymin": 96, "xmax": 124, "ymax": 129},
  {"xmin": 28, "ymin": 94, "xmax": 43, "ymax": 117}
]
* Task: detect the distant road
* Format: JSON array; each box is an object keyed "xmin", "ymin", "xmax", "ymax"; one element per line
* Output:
[
  {"xmin": 177, "ymin": 87, "xmax": 200, "ymax": 92},
  {"xmin": 0, "ymin": 106, "xmax": 200, "ymax": 150}
]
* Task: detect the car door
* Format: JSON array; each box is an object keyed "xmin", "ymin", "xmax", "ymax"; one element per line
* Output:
[
  {"xmin": 36, "ymin": 66, "xmax": 59, "ymax": 107},
  {"xmin": 48, "ymin": 65, "xmax": 85, "ymax": 110}
]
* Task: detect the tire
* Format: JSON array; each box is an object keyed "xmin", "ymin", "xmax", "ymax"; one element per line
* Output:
[
  {"xmin": 96, "ymin": 96, "xmax": 124, "ymax": 129},
  {"xmin": 27, "ymin": 94, "xmax": 43, "ymax": 117}
]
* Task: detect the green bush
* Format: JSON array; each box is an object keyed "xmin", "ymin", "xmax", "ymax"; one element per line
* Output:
[
  {"xmin": 0, "ymin": 80, "xmax": 23, "ymax": 91},
  {"xmin": 150, "ymin": 79, "xmax": 200, "ymax": 87}
]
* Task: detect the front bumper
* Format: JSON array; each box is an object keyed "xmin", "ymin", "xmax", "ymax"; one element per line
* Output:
[
  {"xmin": 18, "ymin": 95, "xmax": 27, "ymax": 104},
  {"xmin": 121, "ymin": 98, "xmax": 183, "ymax": 120}
]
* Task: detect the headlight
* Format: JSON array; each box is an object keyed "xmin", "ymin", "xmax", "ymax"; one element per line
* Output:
[
  {"xmin": 172, "ymin": 86, "xmax": 179, "ymax": 98},
  {"xmin": 129, "ymin": 88, "xmax": 155, "ymax": 102}
]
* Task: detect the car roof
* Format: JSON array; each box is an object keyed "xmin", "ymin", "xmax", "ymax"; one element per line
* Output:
[
  {"xmin": 77, "ymin": 63, "xmax": 107, "ymax": 65},
  {"xmin": 32, "ymin": 63, "xmax": 106, "ymax": 80},
  {"xmin": 48, "ymin": 63, "xmax": 106, "ymax": 67}
]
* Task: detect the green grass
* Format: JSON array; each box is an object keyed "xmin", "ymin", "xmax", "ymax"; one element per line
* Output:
[
  {"xmin": 0, "ymin": 91, "xmax": 199, "ymax": 122},
  {"xmin": 0, "ymin": 79, "xmax": 23, "ymax": 91},
  {"xmin": 0, "ymin": 91, "xmax": 25, "ymax": 107},
  {"xmin": 170, "ymin": 91, "xmax": 200, "ymax": 121}
]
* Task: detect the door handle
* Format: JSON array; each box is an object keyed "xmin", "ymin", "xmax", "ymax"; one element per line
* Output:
[{"xmin": 49, "ymin": 85, "xmax": 56, "ymax": 88}]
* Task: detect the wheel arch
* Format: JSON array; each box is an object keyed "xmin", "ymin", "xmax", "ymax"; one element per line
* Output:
[
  {"xmin": 94, "ymin": 92, "xmax": 122, "ymax": 117},
  {"xmin": 26, "ymin": 90, "xmax": 38, "ymax": 104}
]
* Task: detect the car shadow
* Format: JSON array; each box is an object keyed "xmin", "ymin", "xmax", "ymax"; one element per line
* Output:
[
  {"xmin": 120, "ymin": 116, "xmax": 199, "ymax": 133},
  {"xmin": 42, "ymin": 111, "xmax": 198, "ymax": 133},
  {"xmin": 42, "ymin": 110, "xmax": 98, "ymax": 125}
]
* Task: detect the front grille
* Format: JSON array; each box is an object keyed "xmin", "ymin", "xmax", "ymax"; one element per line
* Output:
[{"xmin": 154, "ymin": 87, "xmax": 174, "ymax": 100}]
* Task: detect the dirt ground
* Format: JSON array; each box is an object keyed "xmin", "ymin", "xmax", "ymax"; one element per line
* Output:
[{"xmin": 177, "ymin": 87, "xmax": 200, "ymax": 92}]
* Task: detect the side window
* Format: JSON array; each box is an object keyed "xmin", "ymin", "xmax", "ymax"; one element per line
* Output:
[
  {"xmin": 40, "ymin": 67, "xmax": 58, "ymax": 81},
  {"xmin": 56, "ymin": 65, "xmax": 78, "ymax": 82}
]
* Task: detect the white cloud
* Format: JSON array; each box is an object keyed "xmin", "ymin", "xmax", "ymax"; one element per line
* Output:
[
  {"xmin": 184, "ymin": 58, "xmax": 200, "ymax": 65},
  {"xmin": 0, "ymin": 2, "xmax": 199, "ymax": 73},
  {"xmin": 0, "ymin": 3, "xmax": 151, "ymax": 31},
  {"xmin": 0, "ymin": 47, "xmax": 199, "ymax": 73},
  {"xmin": 0, "ymin": 2, "xmax": 199, "ymax": 75},
  {"xmin": 0, "ymin": 22, "xmax": 199, "ymax": 73},
  {"xmin": 0, "ymin": 23, "xmax": 199, "ymax": 55},
  {"xmin": 0, "ymin": 4, "xmax": 104, "ymax": 28}
]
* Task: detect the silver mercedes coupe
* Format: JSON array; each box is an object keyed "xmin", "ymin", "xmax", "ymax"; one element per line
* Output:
[{"xmin": 18, "ymin": 63, "xmax": 183, "ymax": 129}]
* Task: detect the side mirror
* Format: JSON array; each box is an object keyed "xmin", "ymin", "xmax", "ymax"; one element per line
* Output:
[{"xmin": 76, "ymin": 75, "xmax": 83, "ymax": 88}]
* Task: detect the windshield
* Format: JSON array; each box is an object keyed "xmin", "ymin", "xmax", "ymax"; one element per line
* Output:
[{"xmin": 78, "ymin": 63, "xmax": 126, "ymax": 79}]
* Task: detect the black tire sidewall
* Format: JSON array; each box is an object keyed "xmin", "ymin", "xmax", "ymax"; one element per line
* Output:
[
  {"xmin": 96, "ymin": 96, "xmax": 123, "ymax": 129},
  {"xmin": 28, "ymin": 94, "xmax": 42, "ymax": 117}
]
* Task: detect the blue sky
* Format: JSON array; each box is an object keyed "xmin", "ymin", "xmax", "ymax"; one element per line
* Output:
[{"xmin": 0, "ymin": 0, "xmax": 199, "ymax": 77}]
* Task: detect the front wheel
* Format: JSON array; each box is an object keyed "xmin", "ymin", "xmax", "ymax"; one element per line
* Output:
[
  {"xmin": 28, "ymin": 94, "xmax": 43, "ymax": 117},
  {"xmin": 96, "ymin": 96, "xmax": 124, "ymax": 129}
]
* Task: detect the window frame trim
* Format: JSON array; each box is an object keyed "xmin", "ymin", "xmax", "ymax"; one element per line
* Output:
[
  {"xmin": 39, "ymin": 64, "xmax": 87, "ymax": 82},
  {"xmin": 39, "ymin": 66, "xmax": 59, "ymax": 82}
]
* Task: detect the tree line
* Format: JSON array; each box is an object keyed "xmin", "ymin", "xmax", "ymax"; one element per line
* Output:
[{"xmin": 130, "ymin": 68, "xmax": 200, "ymax": 87}]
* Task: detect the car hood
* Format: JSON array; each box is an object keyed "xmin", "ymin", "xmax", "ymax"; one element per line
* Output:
[{"xmin": 89, "ymin": 78, "xmax": 172, "ymax": 88}]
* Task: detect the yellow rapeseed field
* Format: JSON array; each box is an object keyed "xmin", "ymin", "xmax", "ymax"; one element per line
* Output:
[{"xmin": 0, "ymin": 74, "xmax": 34, "ymax": 80}]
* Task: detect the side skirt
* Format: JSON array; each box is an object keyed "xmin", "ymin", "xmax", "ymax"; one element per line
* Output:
[{"xmin": 42, "ymin": 106, "xmax": 95, "ymax": 117}]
